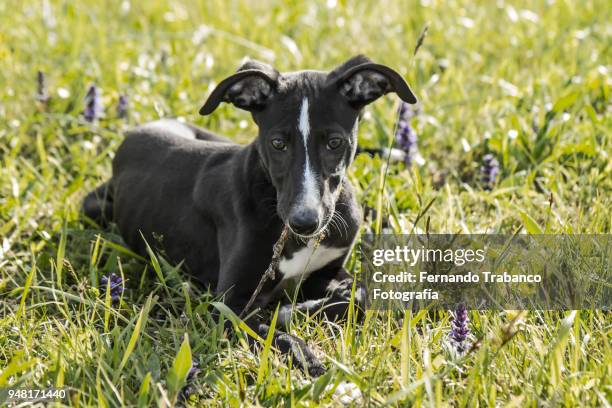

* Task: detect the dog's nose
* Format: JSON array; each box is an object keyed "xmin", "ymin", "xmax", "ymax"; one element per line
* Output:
[{"xmin": 288, "ymin": 207, "xmax": 319, "ymax": 235}]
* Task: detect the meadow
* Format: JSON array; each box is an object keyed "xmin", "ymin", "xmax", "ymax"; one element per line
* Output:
[{"xmin": 0, "ymin": 0, "xmax": 610, "ymax": 406}]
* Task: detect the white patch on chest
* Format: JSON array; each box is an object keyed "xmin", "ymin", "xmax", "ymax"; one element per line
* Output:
[
  {"xmin": 279, "ymin": 240, "xmax": 347, "ymax": 281},
  {"xmin": 141, "ymin": 119, "xmax": 194, "ymax": 140}
]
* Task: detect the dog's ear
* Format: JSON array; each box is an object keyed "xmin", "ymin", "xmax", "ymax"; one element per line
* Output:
[
  {"xmin": 199, "ymin": 60, "xmax": 280, "ymax": 115},
  {"xmin": 328, "ymin": 55, "xmax": 417, "ymax": 108}
]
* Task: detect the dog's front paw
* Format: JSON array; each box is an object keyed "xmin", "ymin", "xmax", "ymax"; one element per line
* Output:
[
  {"xmin": 328, "ymin": 278, "xmax": 364, "ymax": 302},
  {"xmin": 326, "ymin": 278, "xmax": 367, "ymax": 320},
  {"xmin": 334, "ymin": 278, "xmax": 355, "ymax": 298},
  {"xmin": 307, "ymin": 362, "xmax": 326, "ymax": 377},
  {"xmin": 275, "ymin": 333, "xmax": 326, "ymax": 377}
]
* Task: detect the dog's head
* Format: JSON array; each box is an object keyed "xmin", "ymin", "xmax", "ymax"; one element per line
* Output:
[{"xmin": 200, "ymin": 55, "xmax": 416, "ymax": 237}]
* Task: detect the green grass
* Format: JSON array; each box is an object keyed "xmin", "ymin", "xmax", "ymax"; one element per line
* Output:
[{"xmin": 1, "ymin": 0, "xmax": 611, "ymax": 406}]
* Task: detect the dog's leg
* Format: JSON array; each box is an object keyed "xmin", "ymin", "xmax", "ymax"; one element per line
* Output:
[
  {"xmin": 223, "ymin": 297, "xmax": 326, "ymax": 377},
  {"xmin": 216, "ymin": 246, "xmax": 326, "ymax": 377},
  {"xmin": 82, "ymin": 181, "xmax": 114, "ymax": 228},
  {"xmin": 254, "ymin": 320, "xmax": 326, "ymax": 377},
  {"xmin": 276, "ymin": 267, "xmax": 366, "ymax": 327}
]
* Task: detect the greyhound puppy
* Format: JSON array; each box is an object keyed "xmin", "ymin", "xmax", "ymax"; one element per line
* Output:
[{"xmin": 83, "ymin": 55, "xmax": 416, "ymax": 376}]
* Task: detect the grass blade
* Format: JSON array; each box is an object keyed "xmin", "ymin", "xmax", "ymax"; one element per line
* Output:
[
  {"xmin": 257, "ymin": 304, "xmax": 279, "ymax": 385},
  {"xmin": 167, "ymin": 333, "xmax": 193, "ymax": 402},
  {"xmin": 118, "ymin": 294, "xmax": 153, "ymax": 372}
]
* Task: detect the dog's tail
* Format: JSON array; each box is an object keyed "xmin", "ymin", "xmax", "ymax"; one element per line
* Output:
[{"xmin": 82, "ymin": 181, "xmax": 114, "ymax": 229}]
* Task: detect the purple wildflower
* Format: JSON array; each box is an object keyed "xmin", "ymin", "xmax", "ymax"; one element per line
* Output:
[
  {"xmin": 179, "ymin": 359, "xmax": 201, "ymax": 400},
  {"xmin": 398, "ymin": 102, "xmax": 413, "ymax": 121},
  {"xmin": 35, "ymin": 71, "xmax": 50, "ymax": 104},
  {"xmin": 395, "ymin": 102, "xmax": 421, "ymax": 165},
  {"xmin": 117, "ymin": 94, "xmax": 129, "ymax": 119},
  {"xmin": 187, "ymin": 359, "xmax": 200, "ymax": 380},
  {"xmin": 100, "ymin": 273, "xmax": 124, "ymax": 302},
  {"xmin": 398, "ymin": 101, "xmax": 421, "ymax": 122},
  {"xmin": 480, "ymin": 154, "xmax": 500, "ymax": 190},
  {"xmin": 450, "ymin": 303, "xmax": 470, "ymax": 353},
  {"xmin": 83, "ymin": 84, "xmax": 102, "ymax": 122}
]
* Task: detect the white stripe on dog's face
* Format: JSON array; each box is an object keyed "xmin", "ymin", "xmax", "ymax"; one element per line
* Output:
[{"xmin": 297, "ymin": 97, "xmax": 320, "ymax": 210}]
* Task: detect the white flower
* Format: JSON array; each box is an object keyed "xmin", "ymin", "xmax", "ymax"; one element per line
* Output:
[
  {"xmin": 120, "ymin": 0, "xmax": 130, "ymax": 14},
  {"xmin": 332, "ymin": 382, "xmax": 362, "ymax": 405},
  {"xmin": 205, "ymin": 54, "xmax": 214, "ymax": 69},
  {"xmin": 192, "ymin": 25, "xmax": 212, "ymax": 45},
  {"xmin": 57, "ymin": 88, "xmax": 70, "ymax": 98},
  {"xmin": 498, "ymin": 79, "xmax": 519, "ymax": 97},
  {"xmin": 459, "ymin": 17, "xmax": 475, "ymax": 28},
  {"xmin": 414, "ymin": 152, "xmax": 426, "ymax": 166},
  {"xmin": 519, "ymin": 9, "xmax": 539, "ymax": 23},
  {"xmin": 506, "ymin": 6, "xmax": 519, "ymax": 22}
]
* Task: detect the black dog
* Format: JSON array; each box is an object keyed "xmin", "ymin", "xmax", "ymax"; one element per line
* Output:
[{"xmin": 83, "ymin": 55, "xmax": 416, "ymax": 375}]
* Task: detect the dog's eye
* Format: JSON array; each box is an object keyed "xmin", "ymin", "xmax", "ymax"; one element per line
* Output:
[
  {"xmin": 326, "ymin": 137, "xmax": 344, "ymax": 150},
  {"xmin": 271, "ymin": 138, "xmax": 287, "ymax": 151}
]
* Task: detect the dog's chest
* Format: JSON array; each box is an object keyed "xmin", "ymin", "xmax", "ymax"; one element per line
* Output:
[{"xmin": 279, "ymin": 240, "xmax": 347, "ymax": 281}]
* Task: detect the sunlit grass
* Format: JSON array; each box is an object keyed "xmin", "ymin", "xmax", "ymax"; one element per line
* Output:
[{"xmin": 0, "ymin": 0, "xmax": 610, "ymax": 406}]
